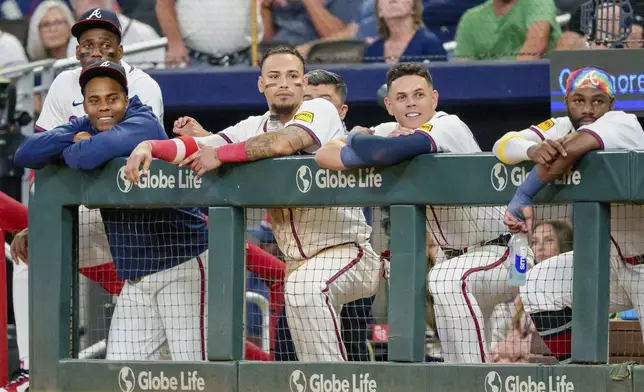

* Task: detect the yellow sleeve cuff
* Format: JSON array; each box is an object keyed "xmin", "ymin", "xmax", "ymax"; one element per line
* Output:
[{"xmin": 496, "ymin": 132, "xmax": 525, "ymax": 164}]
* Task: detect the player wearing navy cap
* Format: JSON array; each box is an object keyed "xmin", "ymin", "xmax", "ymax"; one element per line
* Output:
[
  {"xmin": 13, "ymin": 60, "xmax": 209, "ymax": 363},
  {"xmin": 5, "ymin": 9, "xmax": 165, "ymax": 389},
  {"xmin": 71, "ymin": 8, "xmax": 123, "ymax": 40},
  {"xmin": 36, "ymin": 7, "xmax": 163, "ymax": 130}
]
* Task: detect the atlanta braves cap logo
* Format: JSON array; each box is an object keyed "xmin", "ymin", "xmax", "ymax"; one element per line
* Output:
[
  {"xmin": 101, "ymin": 61, "xmax": 111, "ymax": 67},
  {"xmin": 86, "ymin": 8, "xmax": 102, "ymax": 20}
]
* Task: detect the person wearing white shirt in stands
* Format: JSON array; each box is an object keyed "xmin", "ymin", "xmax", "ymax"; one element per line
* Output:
[
  {"xmin": 0, "ymin": 29, "xmax": 28, "ymax": 69},
  {"xmin": 68, "ymin": 0, "xmax": 164, "ymax": 69},
  {"xmin": 156, "ymin": 0, "xmax": 263, "ymax": 68}
]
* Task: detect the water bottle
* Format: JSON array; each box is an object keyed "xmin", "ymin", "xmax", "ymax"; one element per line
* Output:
[
  {"xmin": 507, "ymin": 233, "xmax": 529, "ymax": 286},
  {"xmin": 267, "ymin": 114, "xmax": 281, "ymax": 131}
]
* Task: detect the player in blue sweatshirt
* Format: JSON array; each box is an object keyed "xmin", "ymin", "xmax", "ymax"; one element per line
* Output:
[{"xmin": 14, "ymin": 61, "xmax": 210, "ymax": 361}]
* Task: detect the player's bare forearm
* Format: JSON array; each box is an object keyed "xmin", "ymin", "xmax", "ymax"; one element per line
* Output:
[
  {"xmin": 315, "ymin": 137, "xmax": 348, "ymax": 170},
  {"xmin": 517, "ymin": 21, "xmax": 551, "ymax": 60},
  {"xmin": 244, "ymin": 125, "xmax": 316, "ymax": 160},
  {"xmin": 535, "ymin": 132, "xmax": 601, "ymax": 182},
  {"xmin": 301, "ymin": 0, "xmax": 346, "ymax": 38},
  {"xmin": 156, "ymin": 0, "xmax": 183, "ymax": 45},
  {"xmin": 261, "ymin": 7, "xmax": 275, "ymax": 41}
]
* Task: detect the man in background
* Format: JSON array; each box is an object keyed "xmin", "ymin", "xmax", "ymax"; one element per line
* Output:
[
  {"xmin": 454, "ymin": 0, "xmax": 561, "ymax": 60},
  {"xmin": 68, "ymin": 0, "xmax": 164, "ymax": 68},
  {"xmin": 262, "ymin": 0, "xmax": 363, "ymax": 46},
  {"xmin": 556, "ymin": 0, "xmax": 643, "ymax": 50},
  {"xmin": 156, "ymin": 0, "xmax": 262, "ymax": 68}
]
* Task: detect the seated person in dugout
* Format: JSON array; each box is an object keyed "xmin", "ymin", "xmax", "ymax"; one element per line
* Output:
[{"xmin": 315, "ymin": 62, "xmax": 520, "ymax": 364}]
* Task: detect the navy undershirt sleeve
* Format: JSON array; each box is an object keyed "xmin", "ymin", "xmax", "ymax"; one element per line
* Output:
[{"xmin": 340, "ymin": 132, "xmax": 434, "ymax": 167}]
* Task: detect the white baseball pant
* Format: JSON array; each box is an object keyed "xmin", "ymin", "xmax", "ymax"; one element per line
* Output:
[
  {"xmin": 284, "ymin": 242, "xmax": 381, "ymax": 362},
  {"xmin": 429, "ymin": 245, "xmax": 535, "ymax": 363},
  {"xmin": 106, "ymin": 251, "xmax": 208, "ymax": 360},
  {"xmin": 520, "ymin": 250, "xmax": 644, "ymax": 344},
  {"xmin": 12, "ymin": 206, "xmax": 112, "ymax": 370}
]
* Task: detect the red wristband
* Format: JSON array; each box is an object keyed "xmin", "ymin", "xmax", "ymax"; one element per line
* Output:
[
  {"xmin": 149, "ymin": 136, "xmax": 199, "ymax": 164},
  {"xmin": 217, "ymin": 141, "xmax": 248, "ymax": 163},
  {"xmin": 178, "ymin": 136, "xmax": 200, "ymax": 158}
]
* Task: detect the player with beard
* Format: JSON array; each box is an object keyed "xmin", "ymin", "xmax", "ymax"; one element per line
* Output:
[
  {"xmin": 124, "ymin": 47, "xmax": 383, "ymax": 362},
  {"xmin": 496, "ymin": 66, "xmax": 644, "ymax": 363},
  {"xmin": 492, "ymin": 66, "xmax": 630, "ymax": 166}
]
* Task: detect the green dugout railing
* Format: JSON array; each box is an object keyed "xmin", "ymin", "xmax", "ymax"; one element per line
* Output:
[{"xmin": 28, "ymin": 151, "xmax": 644, "ymax": 392}]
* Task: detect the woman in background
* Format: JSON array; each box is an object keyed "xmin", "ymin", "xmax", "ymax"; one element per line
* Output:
[
  {"xmin": 490, "ymin": 220, "xmax": 574, "ymax": 363},
  {"xmin": 26, "ymin": 1, "xmax": 74, "ymax": 61},
  {"xmin": 26, "ymin": 1, "xmax": 75, "ymax": 114},
  {"xmin": 364, "ymin": 0, "xmax": 446, "ymax": 64}
]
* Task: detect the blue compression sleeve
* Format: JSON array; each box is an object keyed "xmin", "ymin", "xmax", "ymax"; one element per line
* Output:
[
  {"xmin": 340, "ymin": 145, "xmax": 369, "ymax": 167},
  {"xmin": 340, "ymin": 133, "xmax": 434, "ymax": 167},
  {"xmin": 518, "ymin": 167, "xmax": 546, "ymax": 197},
  {"xmin": 507, "ymin": 167, "xmax": 545, "ymax": 220}
]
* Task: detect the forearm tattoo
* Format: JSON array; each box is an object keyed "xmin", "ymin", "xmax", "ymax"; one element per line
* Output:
[{"xmin": 244, "ymin": 125, "xmax": 315, "ymax": 161}]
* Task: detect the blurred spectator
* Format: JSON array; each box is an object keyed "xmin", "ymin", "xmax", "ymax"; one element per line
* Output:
[
  {"xmin": 69, "ymin": 0, "xmax": 164, "ymax": 68},
  {"xmin": 364, "ymin": 0, "xmax": 447, "ymax": 63},
  {"xmin": 296, "ymin": 0, "xmax": 380, "ymax": 58},
  {"xmin": 27, "ymin": 1, "xmax": 74, "ymax": 114},
  {"xmin": 117, "ymin": 0, "xmax": 161, "ymax": 36},
  {"xmin": 490, "ymin": 220, "xmax": 573, "ymax": 363},
  {"xmin": 555, "ymin": 0, "xmax": 585, "ymax": 12},
  {"xmin": 156, "ymin": 0, "xmax": 262, "ymax": 68},
  {"xmin": 262, "ymin": 0, "xmax": 363, "ymax": 46},
  {"xmin": 0, "ymin": 28, "xmax": 27, "ymax": 68},
  {"xmin": 422, "ymin": 0, "xmax": 487, "ymax": 43},
  {"xmin": 1, "ymin": 0, "xmax": 72, "ymax": 19},
  {"xmin": 454, "ymin": 0, "xmax": 562, "ymax": 61},
  {"xmin": 27, "ymin": 1, "xmax": 74, "ymax": 61},
  {"xmin": 355, "ymin": 0, "xmax": 380, "ymax": 41},
  {"xmin": 557, "ymin": 0, "xmax": 643, "ymax": 50},
  {"xmin": 1, "ymin": 0, "xmax": 22, "ymax": 19}
]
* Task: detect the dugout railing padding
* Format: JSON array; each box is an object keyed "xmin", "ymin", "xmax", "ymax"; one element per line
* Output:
[{"xmin": 28, "ymin": 152, "xmax": 644, "ymax": 392}]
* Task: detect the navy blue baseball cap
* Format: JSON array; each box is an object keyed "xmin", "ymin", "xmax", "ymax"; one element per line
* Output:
[
  {"xmin": 79, "ymin": 61, "xmax": 128, "ymax": 94},
  {"xmin": 71, "ymin": 8, "xmax": 122, "ymax": 41}
]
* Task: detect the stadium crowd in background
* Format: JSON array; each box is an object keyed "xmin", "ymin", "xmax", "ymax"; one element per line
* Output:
[{"xmin": 2, "ymin": 0, "xmax": 644, "ymax": 71}]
